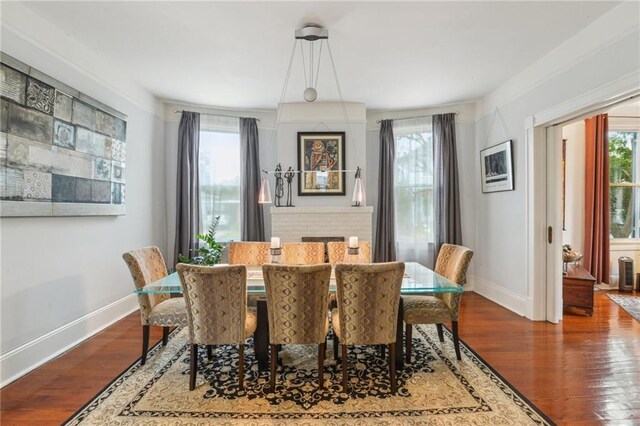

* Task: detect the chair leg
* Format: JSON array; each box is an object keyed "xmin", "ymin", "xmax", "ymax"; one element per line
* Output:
[
  {"xmin": 452, "ymin": 321, "xmax": 461, "ymax": 360},
  {"xmin": 162, "ymin": 326, "xmax": 169, "ymax": 346},
  {"xmin": 269, "ymin": 344, "xmax": 277, "ymax": 393},
  {"xmin": 207, "ymin": 345, "xmax": 213, "ymax": 361},
  {"xmin": 318, "ymin": 343, "xmax": 325, "ymax": 389},
  {"xmin": 341, "ymin": 344, "xmax": 348, "ymax": 392},
  {"xmin": 436, "ymin": 323, "xmax": 445, "ymax": 342},
  {"xmin": 389, "ymin": 342, "xmax": 397, "ymax": 394},
  {"xmin": 333, "ymin": 333, "xmax": 339, "ymax": 361},
  {"xmin": 141, "ymin": 325, "xmax": 150, "ymax": 365},
  {"xmin": 405, "ymin": 323, "xmax": 412, "ymax": 364},
  {"xmin": 238, "ymin": 344, "xmax": 245, "ymax": 391},
  {"xmin": 189, "ymin": 344, "xmax": 198, "ymax": 391}
]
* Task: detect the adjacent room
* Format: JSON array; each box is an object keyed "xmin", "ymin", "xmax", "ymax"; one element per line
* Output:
[{"xmin": 1, "ymin": 1, "xmax": 639, "ymax": 425}]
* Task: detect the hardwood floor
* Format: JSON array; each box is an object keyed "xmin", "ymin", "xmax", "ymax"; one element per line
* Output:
[{"xmin": 1, "ymin": 291, "xmax": 639, "ymax": 425}]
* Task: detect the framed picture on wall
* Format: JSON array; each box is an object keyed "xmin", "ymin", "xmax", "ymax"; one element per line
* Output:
[
  {"xmin": 297, "ymin": 131, "xmax": 346, "ymax": 196},
  {"xmin": 480, "ymin": 140, "xmax": 514, "ymax": 193}
]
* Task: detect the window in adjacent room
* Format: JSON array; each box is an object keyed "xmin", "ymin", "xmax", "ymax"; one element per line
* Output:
[
  {"xmin": 393, "ymin": 117, "xmax": 435, "ymax": 265},
  {"xmin": 198, "ymin": 115, "xmax": 240, "ymax": 241},
  {"xmin": 609, "ymin": 130, "xmax": 640, "ymax": 238}
]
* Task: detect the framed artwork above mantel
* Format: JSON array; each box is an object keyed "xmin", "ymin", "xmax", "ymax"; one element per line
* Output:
[{"xmin": 297, "ymin": 131, "xmax": 346, "ymax": 196}]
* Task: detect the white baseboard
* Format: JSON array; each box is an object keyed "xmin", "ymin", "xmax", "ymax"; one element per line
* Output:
[
  {"xmin": 471, "ymin": 275, "xmax": 530, "ymax": 318},
  {"xmin": 0, "ymin": 294, "xmax": 139, "ymax": 388}
]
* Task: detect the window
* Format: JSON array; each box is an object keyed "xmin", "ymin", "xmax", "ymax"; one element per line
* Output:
[
  {"xmin": 199, "ymin": 116, "xmax": 240, "ymax": 241},
  {"xmin": 610, "ymin": 130, "xmax": 640, "ymax": 238},
  {"xmin": 393, "ymin": 118, "xmax": 434, "ymax": 265}
]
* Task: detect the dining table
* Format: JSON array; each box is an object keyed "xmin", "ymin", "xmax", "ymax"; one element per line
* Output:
[{"xmin": 136, "ymin": 262, "xmax": 463, "ymax": 370}]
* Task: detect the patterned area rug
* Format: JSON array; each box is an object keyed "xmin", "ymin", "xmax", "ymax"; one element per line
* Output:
[
  {"xmin": 65, "ymin": 326, "xmax": 553, "ymax": 425},
  {"xmin": 608, "ymin": 293, "xmax": 640, "ymax": 322}
]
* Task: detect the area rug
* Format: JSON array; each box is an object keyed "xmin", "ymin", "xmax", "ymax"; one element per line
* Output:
[
  {"xmin": 64, "ymin": 326, "xmax": 553, "ymax": 425},
  {"xmin": 608, "ymin": 293, "xmax": 640, "ymax": 322}
]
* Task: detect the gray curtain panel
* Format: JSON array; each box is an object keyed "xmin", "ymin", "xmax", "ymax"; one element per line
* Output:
[
  {"xmin": 433, "ymin": 113, "xmax": 462, "ymax": 255},
  {"xmin": 174, "ymin": 111, "xmax": 201, "ymax": 264},
  {"xmin": 239, "ymin": 117, "xmax": 265, "ymax": 241},
  {"xmin": 374, "ymin": 119, "xmax": 397, "ymax": 262}
]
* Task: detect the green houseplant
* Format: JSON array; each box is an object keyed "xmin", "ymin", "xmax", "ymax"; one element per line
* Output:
[{"xmin": 178, "ymin": 216, "xmax": 226, "ymax": 265}]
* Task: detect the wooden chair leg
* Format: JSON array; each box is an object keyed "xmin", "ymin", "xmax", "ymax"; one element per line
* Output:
[
  {"xmin": 318, "ymin": 343, "xmax": 325, "ymax": 389},
  {"xmin": 452, "ymin": 321, "xmax": 461, "ymax": 360},
  {"xmin": 238, "ymin": 344, "xmax": 245, "ymax": 390},
  {"xmin": 141, "ymin": 325, "xmax": 150, "ymax": 365},
  {"xmin": 269, "ymin": 344, "xmax": 277, "ymax": 393},
  {"xmin": 189, "ymin": 344, "xmax": 198, "ymax": 391},
  {"xmin": 162, "ymin": 326, "xmax": 169, "ymax": 346},
  {"xmin": 341, "ymin": 344, "xmax": 348, "ymax": 392},
  {"xmin": 207, "ymin": 345, "xmax": 213, "ymax": 361},
  {"xmin": 333, "ymin": 333, "xmax": 339, "ymax": 361},
  {"xmin": 405, "ymin": 323, "xmax": 412, "ymax": 363},
  {"xmin": 389, "ymin": 342, "xmax": 397, "ymax": 394},
  {"xmin": 436, "ymin": 323, "xmax": 445, "ymax": 342}
]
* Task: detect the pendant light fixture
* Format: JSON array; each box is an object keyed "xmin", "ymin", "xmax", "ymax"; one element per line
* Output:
[{"xmin": 259, "ymin": 24, "xmax": 366, "ymax": 206}]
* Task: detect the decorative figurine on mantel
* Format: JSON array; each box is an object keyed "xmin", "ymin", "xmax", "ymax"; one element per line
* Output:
[
  {"xmin": 274, "ymin": 163, "xmax": 284, "ymax": 207},
  {"xmin": 284, "ymin": 166, "xmax": 295, "ymax": 207}
]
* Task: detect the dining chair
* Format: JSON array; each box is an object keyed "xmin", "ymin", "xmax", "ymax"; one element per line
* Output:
[
  {"xmin": 326, "ymin": 241, "xmax": 372, "ymax": 265},
  {"xmin": 332, "ymin": 262, "xmax": 405, "ymax": 394},
  {"xmin": 177, "ymin": 263, "xmax": 257, "ymax": 391},
  {"xmin": 228, "ymin": 241, "xmax": 271, "ymax": 266},
  {"xmin": 403, "ymin": 243, "xmax": 473, "ymax": 362},
  {"xmin": 281, "ymin": 242, "xmax": 325, "ymax": 265},
  {"xmin": 262, "ymin": 263, "xmax": 332, "ymax": 392},
  {"xmin": 123, "ymin": 246, "xmax": 187, "ymax": 366}
]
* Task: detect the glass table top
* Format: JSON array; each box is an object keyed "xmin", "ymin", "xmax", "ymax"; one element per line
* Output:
[{"xmin": 135, "ymin": 262, "xmax": 463, "ymax": 295}]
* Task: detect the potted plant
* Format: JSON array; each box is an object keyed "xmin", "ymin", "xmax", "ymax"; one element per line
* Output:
[{"xmin": 178, "ymin": 216, "xmax": 226, "ymax": 265}]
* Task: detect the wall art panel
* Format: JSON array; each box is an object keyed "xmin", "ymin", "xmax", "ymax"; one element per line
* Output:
[{"xmin": 0, "ymin": 52, "xmax": 127, "ymax": 216}]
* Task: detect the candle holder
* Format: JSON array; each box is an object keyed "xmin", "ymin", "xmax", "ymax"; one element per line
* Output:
[
  {"xmin": 270, "ymin": 247, "xmax": 282, "ymax": 264},
  {"xmin": 343, "ymin": 246, "xmax": 364, "ymax": 264}
]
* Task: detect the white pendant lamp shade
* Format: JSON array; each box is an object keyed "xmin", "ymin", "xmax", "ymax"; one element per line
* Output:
[
  {"xmin": 352, "ymin": 177, "xmax": 366, "ymax": 206},
  {"xmin": 258, "ymin": 178, "xmax": 272, "ymax": 204}
]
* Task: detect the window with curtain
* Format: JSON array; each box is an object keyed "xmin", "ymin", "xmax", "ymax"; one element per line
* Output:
[
  {"xmin": 199, "ymin": 115, "xmax": 240, "ymax": 241},
  {"xmin": 610, "ymin": 130, "xmax": 640, "ymax": 238},
  {"xmin": 393, "ymin": 117, "xmax": 435, "ymax": 265}
]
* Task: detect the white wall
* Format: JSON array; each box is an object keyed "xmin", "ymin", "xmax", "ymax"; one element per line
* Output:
[
  {"xmin": 561, "ymin": 121, "xmax": 585, "ymax": 253},
  {"xmin": 0, "ymin": 24, "xmax": 165, "ymax": 384},
  {"xmin": 473, "ymin": 2, "xmax": 640, "ymax": 316}
]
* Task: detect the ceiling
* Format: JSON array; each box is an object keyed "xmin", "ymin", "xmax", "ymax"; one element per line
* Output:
[{"xmin": 18, "ymin": 1, "xmax": 620, "ymax": 110}]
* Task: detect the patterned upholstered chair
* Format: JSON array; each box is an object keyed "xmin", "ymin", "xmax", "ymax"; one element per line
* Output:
[
  {"xmin": 176, "ymin": 264, "xmax": 257, "ymax": 391},
  {"xmin": 123, "ymin": 247, "xmax": 187, "ymax": 365},
  {"xmin": 403, "ymin": 244, "xmax": 473, "ymax": 362},
  {"xmin": 332, "ymin": 262, "xmax": 405, "ymax": 394},
  {"xmin": 281, "ymin": 242, "xmax": 325, "ymax": 265},
  {"xmin": 228, "ymin": 241, "xmax": 271, "ymax": 266},
  {"xmin": 262, "ymin": 264, "xmax": 332, "ymax": 392},
  {"xmin": 326, "ymin": 241, "xmax": 372, "ymax": 265}
]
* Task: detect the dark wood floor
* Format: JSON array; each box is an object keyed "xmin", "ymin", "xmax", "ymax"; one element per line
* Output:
[{"xmin": 1, "ymin": 291, "xmax": 639, "ymax": 425}]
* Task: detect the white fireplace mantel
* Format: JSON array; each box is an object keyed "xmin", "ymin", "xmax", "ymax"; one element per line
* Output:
[{"xmin": 270, "ymin": 206, "xmax": 373, "ymax": 243}]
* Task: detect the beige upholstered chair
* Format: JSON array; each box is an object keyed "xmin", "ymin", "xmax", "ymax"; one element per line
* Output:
[
  {"xmin": 228, "ymin": 241, "xmax": 271, "ymax": 266},
  {"xmin": 327, "ymin": 241, "xmax": 372, "ymax": 265},
  {"xmin": 403, "ymin": 244, "xmax": 473, "ymax": 362},
  {"xmin": 262, "ymin": 263, "xmax": 332, "ymax": 392},
  {"xmin": 332, "ymin": 262, "xmax": 405, "ymax": 393},
  {"xmin": 281, "ymin": 242, "xmax": 325, "ymax": 265},
  {"xmin": 123, "ymin": 247, "xmax": 187, "ymax": 365},
  {"xmin": 176, "ymin": 264, "xmax": 257, "ymax": 391}
]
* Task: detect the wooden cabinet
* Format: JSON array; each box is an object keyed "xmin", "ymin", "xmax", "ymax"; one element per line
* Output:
[{"xmin": 563, "ymin": 265, "xmax": 595, "ymax": 315}]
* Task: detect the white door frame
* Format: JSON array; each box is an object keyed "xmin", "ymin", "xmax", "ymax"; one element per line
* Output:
[{"xmin": 525, "ymin": 74, "xmax": 639, "ymax": 321}]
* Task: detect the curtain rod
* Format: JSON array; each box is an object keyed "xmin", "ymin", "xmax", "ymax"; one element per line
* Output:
[
  {"xmin": 175, "ymin": 110, "xmax": 261, "ymax": 122},
  {"xmin": 609, "ymin": 115, "xmax": 640, "ymax": 119},
  {"xmin": 376, "ymin": 112, "xmax": 459, "ymax": 123}
]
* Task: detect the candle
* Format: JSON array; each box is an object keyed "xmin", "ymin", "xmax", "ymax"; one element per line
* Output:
[
  {"xmin": 271, "ymin": 237, "xmax": 280, "ymax": 249},
  {"xmin": 349, "ymin": 236, "xmax": 358, "ymax": 248}
]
